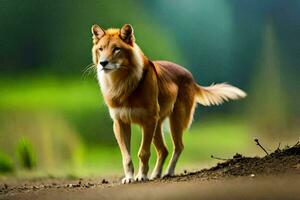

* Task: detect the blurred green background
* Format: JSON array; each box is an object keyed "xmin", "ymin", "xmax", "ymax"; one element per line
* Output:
[{"xmin": 0, "ymin": 0, "xmax": 299, "ymax": 178}]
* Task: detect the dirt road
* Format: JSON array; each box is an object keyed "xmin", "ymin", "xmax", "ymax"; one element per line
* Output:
[
  {"xmin": 2, "ymin": 175, "xmax": 300, "ymax": 200},
  {"xmin": 1, "ymin": 144, "xmax": 300, "ymax": 200}
]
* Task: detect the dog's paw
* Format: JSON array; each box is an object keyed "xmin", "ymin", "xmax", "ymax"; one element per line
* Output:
[
  {"xmin": 150, "ymin": 173, "xmax": 161, "ymax": 180},
  {"xmin": 121, "ymin": 176, "xmax": 134, "ymax": 184},
  {"xmin": 135, "ymin": 174, "xmax": 149, "ymax": 182},
  {"xmin": 162, "ymin": 173, "xmax": 174, "ymax": 179}
]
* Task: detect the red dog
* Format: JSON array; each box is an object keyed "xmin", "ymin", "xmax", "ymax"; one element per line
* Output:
[{"xmin": 91, "ymin": 24, "xmax": 246, "ymax": 183}]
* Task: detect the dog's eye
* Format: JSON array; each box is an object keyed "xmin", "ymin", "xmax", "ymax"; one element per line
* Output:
[
  {"xmin": 113, "ymin": 47, "xmax": 121, "ymax": 53},
  {"xmin": 99, "ymin": 47, "xmax": 103, "ymax": 51}
]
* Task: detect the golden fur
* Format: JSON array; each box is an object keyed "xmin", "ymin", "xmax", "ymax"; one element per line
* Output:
[{"xmin": 91, "ymin": 24, "xmax": 246, "ymax": 183}]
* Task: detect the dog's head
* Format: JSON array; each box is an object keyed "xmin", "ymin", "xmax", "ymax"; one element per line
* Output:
[{"xmin": 91, "ymin": 24, "xmax": 143, "ymax": 74}]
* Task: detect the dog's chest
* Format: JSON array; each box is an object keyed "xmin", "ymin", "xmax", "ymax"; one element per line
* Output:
[{"xmin": 109, "ymin": 107, "xmax": 147, "ymax": 123}]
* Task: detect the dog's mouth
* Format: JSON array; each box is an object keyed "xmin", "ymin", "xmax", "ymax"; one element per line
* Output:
[{"xmin": 102, "ymin": 67, "xmax": 114, "ymax": 72}]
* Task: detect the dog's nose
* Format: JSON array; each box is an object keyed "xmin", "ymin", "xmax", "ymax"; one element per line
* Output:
[{"xmin": 100, "ymin": 61, "xmax": 109, "ymax": 67}]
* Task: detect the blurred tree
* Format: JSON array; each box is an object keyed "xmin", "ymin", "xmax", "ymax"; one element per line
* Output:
[
  {"xmin": 0, "ymin": 0, "xmax": 183, "ymax": 74},
  {"xmin": 248, "ymin": 22, "xmax": 288, "ymax": 136}
]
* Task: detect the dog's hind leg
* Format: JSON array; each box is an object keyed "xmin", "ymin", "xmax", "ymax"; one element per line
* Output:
[
  {"xmin": 164, "ymin": 90, "xmax": 195, "ymax": 177},
  {"xmin": 151, "ymin": 120, "xmax": 169, "ymax": 179},
  {"xmin": 164, "ymin": 114, "xmax": 184, "ymax": 177}
]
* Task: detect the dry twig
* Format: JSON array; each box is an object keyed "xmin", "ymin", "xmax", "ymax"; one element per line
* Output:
[
  {"xmin": 210, "ymin": 155, "xmax": 228, "ymax": 161},
  {"xmin": 254, "ymin": 138, "xmax": 269, "ymax": 155},
  {"xmin": 277, "ymin": 142, "xmax": 281, "ymax": 150}
]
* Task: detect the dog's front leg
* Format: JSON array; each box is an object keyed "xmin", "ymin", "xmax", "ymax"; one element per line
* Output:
[
  {"xmin": 135, "ymin": 120, "xmax": 157, "ymax": 181},
  {"xmin": 113, "ymin": 120, "xmax": 134, "ymax": 184}
]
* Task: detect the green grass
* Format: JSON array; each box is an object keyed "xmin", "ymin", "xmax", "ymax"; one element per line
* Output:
[{"xmin": 0, "ymin": 76, "xmax": 102, "ymax": 111}]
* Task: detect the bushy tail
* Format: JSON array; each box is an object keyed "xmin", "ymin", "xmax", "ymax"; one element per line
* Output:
[{"xmin": 195, "ymin": 83, "xmax": 247, "ymax": 106}]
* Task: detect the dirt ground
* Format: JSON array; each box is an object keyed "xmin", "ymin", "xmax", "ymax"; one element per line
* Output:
[{"xmin": 1, "ymin": 143, "xmax": 300, "ymax": 200}]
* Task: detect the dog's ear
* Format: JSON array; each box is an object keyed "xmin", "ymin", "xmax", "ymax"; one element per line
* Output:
[
  {"xmin": 120, "ymin": 24, "xmax": 135, "ymax": 45},
  {"xmin": 91, "ymin": 24, "xmax": 105, "ymax": 43}
]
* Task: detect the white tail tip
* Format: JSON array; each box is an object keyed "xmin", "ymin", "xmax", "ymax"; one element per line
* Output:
[{"xmin": 196, "ymin": 83, "xmax": 247, "ymax": 106}]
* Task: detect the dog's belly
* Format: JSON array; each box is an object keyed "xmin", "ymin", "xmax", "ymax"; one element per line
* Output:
[{"xmin": 109, "ymin": 107, "xmax": 147, "ymax": 123}]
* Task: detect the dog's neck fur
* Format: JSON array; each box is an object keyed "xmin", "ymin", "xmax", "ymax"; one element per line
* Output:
[{"xmin": 98, "ymin": 44, "xmax": 146, "ymax": 105}]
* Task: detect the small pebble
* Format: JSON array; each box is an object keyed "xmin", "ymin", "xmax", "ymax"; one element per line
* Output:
[
  {"xmin": 33, "ymin": 185, "xmax": 39, "ymax": 189},
  {"xmin": 73, "ymin": 184, "xmax": 80, "ymax": 188},
  {"xmin": 250, "ymin": 174, "xmax": 255, "ymax": 178},
  {"xmin": 88, "ymin": 183, "xmax": 94, "ymax": 186},
  {"xmin": 101, "ymin": 179, "xmax": 109, "ymax": 184}
]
